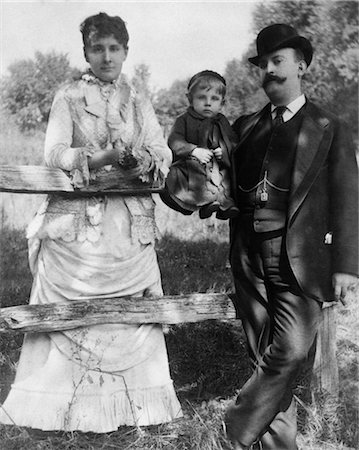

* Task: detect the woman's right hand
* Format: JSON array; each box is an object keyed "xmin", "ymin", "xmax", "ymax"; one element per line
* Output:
[
  {"xmin": 191, "ymin": 147, "xmax": 213, "ymax": 164},
  {"xmin": 87, "ymin": 148, "xmax": 119, "ymax": 169}
]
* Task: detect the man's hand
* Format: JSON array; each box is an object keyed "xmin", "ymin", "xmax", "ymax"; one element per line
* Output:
[
  {"xmin": 332, "ymin": 272, "xmax": 359, "ymax": 306},
  {"xmin": 191, "ymin": 147, "xmax": 213, "ymax": 164},
  {"xmin": 212, "ymin": 147, "xmax": 223, "ymax": 160}
]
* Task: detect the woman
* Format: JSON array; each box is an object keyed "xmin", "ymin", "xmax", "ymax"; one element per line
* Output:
[{"xmin": 0, "ymin": 12, "xmax": 182, "ymax": 432}]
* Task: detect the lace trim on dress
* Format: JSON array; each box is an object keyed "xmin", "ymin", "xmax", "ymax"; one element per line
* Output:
[
  {"xmin": 4, "ymin": 380, "xmax": 182, "ymax": 430},
  {"xmin": 69, "ymin": 147, "xmax": 94, "ymax": 188},
  {"xmin": 81, "ymin": 72, "xmax": 165, "ymax": 185},
  {"xmin": 124, "ymin": 196, "xmax": 160, "ymax": 244},
  {"xmin": 27, "ymin": 195, "xmax": 158, "ymax": 245},
  {"xmin": 27, "ymin": 196, "xmax": 105, "ymax": 243},
  {"xmin": 32, "ymin": 73, "xmax": 165, "ymax": 244}
]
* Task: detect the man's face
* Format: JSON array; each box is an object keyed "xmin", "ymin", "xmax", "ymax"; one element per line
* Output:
[{"xmin": 258, "ymin": 48, "xmax": 306, "ymax": 105}]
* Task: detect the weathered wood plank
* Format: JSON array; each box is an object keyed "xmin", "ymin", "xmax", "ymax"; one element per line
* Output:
[
  {"xmin": 0, "ymin": 294, "xmax": 340, "ymax": 398},
  {"xmin": 0, "ymin": 165, "xmax": 163, "ymax": 194},
  {"xmin": 312, "ymin": 304, "xmax": 339, "ymax": 397},
  {"xmin": 0, "ymin": 293, "xmax": 236, "ymax": 333}
]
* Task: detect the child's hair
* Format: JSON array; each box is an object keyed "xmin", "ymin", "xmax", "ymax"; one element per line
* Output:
[
  {"xmin": 80, "ymin": 12, "xmax": 129, "ymax": 49},
  {"xmin": 187, "ymin": 70, "xmax": 226, "ymax": 103}
]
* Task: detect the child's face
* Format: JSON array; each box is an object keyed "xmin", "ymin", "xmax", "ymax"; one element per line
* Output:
[{"xmin": 191, "ymin": 86, "xmax": 224, "ymax": 118}]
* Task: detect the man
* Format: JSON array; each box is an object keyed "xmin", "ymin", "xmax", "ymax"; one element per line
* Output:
[{"xmin": 225, "ymin": 24, "xmax": 358, "ymax": 450}]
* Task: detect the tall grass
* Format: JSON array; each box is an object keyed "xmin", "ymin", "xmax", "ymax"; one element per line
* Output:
[
  {"xmin": 0, "ymin": 109, "xmax": 45, "ymax": 166},
  {"xmin": 0, "ymin": 111, "xmax": 357, "ymax": 449},
  {"xmin": 0, "ymin": 228, "xmax": 357, "ymax": 449},
  {"xmin": 0, "ymin": 108, "xmax": 229, "ymax": 239},
  {"xmin": 0, "ymin": 109, "xmax": 45, "ymax": 230}
]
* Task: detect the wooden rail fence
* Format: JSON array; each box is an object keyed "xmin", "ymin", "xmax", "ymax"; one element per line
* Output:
[
  {"xmin": 0, "ymin": 165, "xmax": 339, "ymax": 399},
  {"xmin": 0, "ymin": 294, "xmax": 236, "ymax": 333}
]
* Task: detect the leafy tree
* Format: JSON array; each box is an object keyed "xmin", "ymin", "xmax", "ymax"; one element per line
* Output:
[
  {"xmin": 131, "ymin": 63, "xmax": 152, "ymax": 98},
  {"xmin": 1, "ymin": 51, "xmax": 79, "ymax": 131},
  {"xmin": 224, "ymin": 52, "xmax": 267, "ymax": 122},
  {"xmin": 153, "ymin": 79, "xmax": 189, "ymax": 135},
  {"xmin": 225, "ymin": 1, "xmax": 358, "ymax": 139}
]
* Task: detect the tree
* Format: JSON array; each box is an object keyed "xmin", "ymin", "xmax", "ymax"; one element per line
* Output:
[
  {"xmin": 153, "ymin": 79, "xmax": 189, "ymax": 135},
  {"xmin": 225, "ymin": 1, "xmax": 358, "ymax": 139},
  {"xmin": 131, "ymin": 63, "xmax": 152, "ymax": 98},
  {"xmin": 224, "ymin": 52, "xmax": 267, "ymax": 122},
  {"xmin": 1, "ymin": 51, "xmax": 79, "ymax": 131}
]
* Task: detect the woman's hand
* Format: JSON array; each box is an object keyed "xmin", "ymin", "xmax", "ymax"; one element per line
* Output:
[
  {"xmin": 87, "ymin": 148, "xmax": 118, "ymax": 169},
  {"xmin": 191, "ymin": 147, "xmax": 213, "ymax": 164},
  {"xmin": 212, "ymin": 147, "xmax": 223, "ymax": 160}
]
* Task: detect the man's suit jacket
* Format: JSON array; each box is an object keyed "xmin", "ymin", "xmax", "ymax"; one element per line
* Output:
[{"xmin": 230, "ymin": 101, "xmax": 358, "ymax": 302}]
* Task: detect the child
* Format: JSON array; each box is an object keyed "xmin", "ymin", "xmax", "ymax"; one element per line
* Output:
[{"xmin": 161, "ymin": 70, "xmax": 239, "ymax": 219}]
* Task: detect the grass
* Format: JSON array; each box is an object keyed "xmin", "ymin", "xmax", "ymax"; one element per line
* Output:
[
  {"xmin": 0, "ymin": 115, "xmax": 357, "ymax": 449},
  {"xmin": 0, "ymin": 109, "xmax": 46, "ymax": 231},
  {"xmin": 0, "ymin": 228, "xmax": 358, "ymax": 449},
  {"xmin": 0, "ymin": 229, "xmax": 244, "ymax": 449},
  {"xmin": 0, "ymin": 109, "xmax": 45, "ymax": 166}
]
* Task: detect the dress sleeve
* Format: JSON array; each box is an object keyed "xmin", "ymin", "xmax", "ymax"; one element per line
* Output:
[
  {"xmin": 44, "ymin": 88, "xmax": 94, "ymax": 187},
  {"xmin": 134, "ymin": 94, "xmax": 173, "ymax": 182},
  {"xmin": 168, "ymin": 115, "xmax": 197, "ymax": 160}
]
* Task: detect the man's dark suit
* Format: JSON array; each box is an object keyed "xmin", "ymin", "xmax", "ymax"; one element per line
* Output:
[
  {"xmin": 227, "ymin": 100, "xmax": 358, "ymax": 449},
  {"xmin": 231, "ymin": 101, "xmax": 358, "ymax": 302}
]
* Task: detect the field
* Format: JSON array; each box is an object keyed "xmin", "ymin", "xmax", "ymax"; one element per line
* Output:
[
  {"xmin": 0, "ymin": 227, "xmax": 358, "ymax": 450},
  {"xmin": 0, "ymin": 115, "xmax": 358, "ymax": 449}
]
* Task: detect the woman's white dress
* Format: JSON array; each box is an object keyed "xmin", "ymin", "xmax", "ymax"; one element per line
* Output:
[{"xmin": 0, "ymin": 73, "xmax": 182, "ymax": 432}]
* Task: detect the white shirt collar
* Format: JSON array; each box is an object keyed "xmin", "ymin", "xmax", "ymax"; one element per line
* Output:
[{"xmin": 271, "ymin": 94, "xmax": 306, "ymax": 122}]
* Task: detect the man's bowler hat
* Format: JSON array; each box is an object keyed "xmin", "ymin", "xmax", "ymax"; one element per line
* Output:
[{"xmin": 248, "ymin": 23, "xmax": 313, "ymax": 67}]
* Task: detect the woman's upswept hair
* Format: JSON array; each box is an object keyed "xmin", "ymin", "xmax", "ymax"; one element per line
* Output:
[{"xmin": 80, "ymin": 12, "xmax": 129, "ymax": 49}]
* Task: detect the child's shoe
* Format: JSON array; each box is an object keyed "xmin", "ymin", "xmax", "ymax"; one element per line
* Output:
[
  {"xmin": 199, "ymin": 201, "xmax": 220, "ymax": 219},
  {"xmin": 159, "ymin": 190, "xmax": 194, "ymax": 215},
  {"xmin": 216, "ymin": 206, "xmax": 240, "ymax": 220}
]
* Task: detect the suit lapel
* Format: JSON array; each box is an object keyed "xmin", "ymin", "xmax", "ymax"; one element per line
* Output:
[
  {"xmin": 236, "ymin": 104, "xmax": 270, "ymax": 150},
  {"xmin": 231, "ymin": 105, "xmax": 270, "ymax": 203},
  {"xmin": 288, "ymin": 102, "xmax": 332, "ymax": 224}
]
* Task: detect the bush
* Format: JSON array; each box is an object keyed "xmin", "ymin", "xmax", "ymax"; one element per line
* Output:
[{"xmin": 1, "ymin": 51, "xmax": 80, "ymax": 131}]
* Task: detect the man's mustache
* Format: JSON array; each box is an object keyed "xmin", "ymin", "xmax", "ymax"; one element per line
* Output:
[{"xmin": 262, "ymin": 74, "xmax": 287, "ymax": 88}]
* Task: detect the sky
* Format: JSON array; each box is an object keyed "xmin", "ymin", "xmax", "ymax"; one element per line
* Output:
[{"xmin": 0, "ymin": 0, "xmax": 257, "ymax": 90}]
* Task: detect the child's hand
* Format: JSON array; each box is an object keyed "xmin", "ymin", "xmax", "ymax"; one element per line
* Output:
[
  {"xmin": 212, "ymin": 147, "xmax": 223, "ymax": 160},
  {"xmin": 191, "ymin": 147, "xmax": 213, "ymax": 164}
]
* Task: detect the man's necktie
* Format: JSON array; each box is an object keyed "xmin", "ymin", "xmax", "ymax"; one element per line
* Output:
[{"xmin": 273, "ymin": 106, "xmax": 287, "ymax": 126}]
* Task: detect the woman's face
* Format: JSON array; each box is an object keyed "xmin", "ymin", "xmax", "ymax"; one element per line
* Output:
[{"xmin": 84, "ymin": 34, "xmax": 128, "ymax": 82}]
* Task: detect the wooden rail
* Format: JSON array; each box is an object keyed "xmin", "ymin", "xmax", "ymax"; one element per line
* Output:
[
  {"xmin": 0, "ymin": 293, "xmax": 236, "ymax": 333},
  {"xmin": 0, "ymin": 164, "xmax": 339, "ymax": 400},
  {"xmin": 0, "ymin": 165, "xmax": 163, "ymax": 194},
  {"xmin": 0, "ymin": 294, "xmax": 338, "ymax": 398}
]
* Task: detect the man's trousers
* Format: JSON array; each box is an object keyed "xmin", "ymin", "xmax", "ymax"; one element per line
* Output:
[{"xmin": 226, "ymin": 223, "xmax": 323, "ymax": 450}]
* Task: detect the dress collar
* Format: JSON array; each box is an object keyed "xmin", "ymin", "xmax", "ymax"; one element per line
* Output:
[
  {"xmin": 82, "ymin": 72, "xmax": 132, "ymax": 124},
  {"xmin": 81, "ymin": 70, "xmax": 122, "ymax": 89}
]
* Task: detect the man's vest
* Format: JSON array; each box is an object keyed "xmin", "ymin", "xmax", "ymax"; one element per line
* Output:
[{"xmin": 236, "ymin": 105, "xmax": 306, "ymax": 232}]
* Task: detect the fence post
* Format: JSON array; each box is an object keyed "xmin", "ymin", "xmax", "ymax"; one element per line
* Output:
[{"xmin": 311, "ymin": 303, "xmax": 339, "ymax": 432}]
